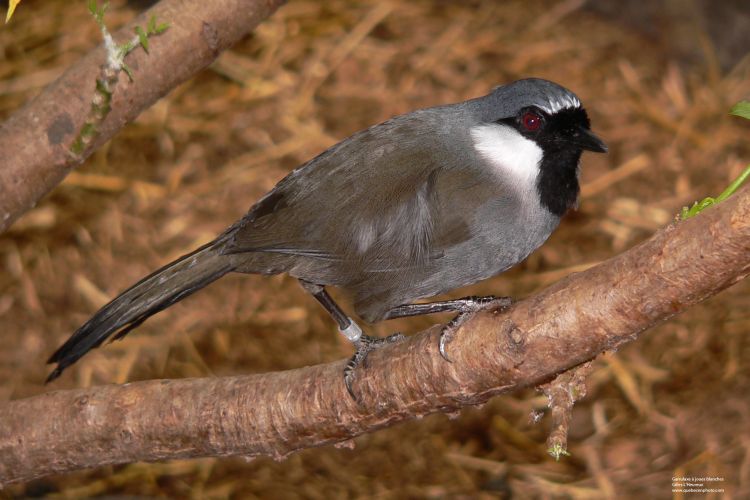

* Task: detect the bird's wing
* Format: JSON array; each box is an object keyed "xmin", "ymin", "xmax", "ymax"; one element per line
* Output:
[{"xmin": 225, "ymin": 107, "xmax": 492, "ymax": 273}]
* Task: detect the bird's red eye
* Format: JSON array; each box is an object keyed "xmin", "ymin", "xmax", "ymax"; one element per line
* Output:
[{"xmin": 522, "ymin": 112, "xmax": 542, "ymax": 131}]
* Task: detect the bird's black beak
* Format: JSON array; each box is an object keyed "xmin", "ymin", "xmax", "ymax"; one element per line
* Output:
[{"xmin": 570, "ymin": 126, "xmax": 608, "ymax": 153}]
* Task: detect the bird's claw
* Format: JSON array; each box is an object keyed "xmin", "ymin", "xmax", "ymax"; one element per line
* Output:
[
  {"xmin": 439, "ymin": 312, "xmax": 467, "ymax": 362},
  {"xmin": 344, "ymin": 332, "xmax": 406, "ymax": 400},
  {"xmin": 438, "ymin": 296, "xmax": 513, "ymax": 362},
  {"xmin": 438, "ymin": 328, "xmax": 453, "ymax": 362}
]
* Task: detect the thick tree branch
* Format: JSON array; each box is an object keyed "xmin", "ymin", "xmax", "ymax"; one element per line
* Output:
[
  {"xmin": 1, "ymin": 187, "xmax": 749, "ymax": 484},
  {"xmin": 0, "ymin": 0, "xmax": 286, "ymax": 233}
]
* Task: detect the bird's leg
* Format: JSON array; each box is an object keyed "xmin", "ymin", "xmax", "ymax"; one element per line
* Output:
[
  {"xmin": 383, "ymin": 295, "xmax": 513, "ymax": 361},
  {"xmin": 299, "ymin": 280, "xmax": 360, "ymax": 340},
  {"xmin": 299, "ymin": 280, "xmax": 405, "ymax": 399}
]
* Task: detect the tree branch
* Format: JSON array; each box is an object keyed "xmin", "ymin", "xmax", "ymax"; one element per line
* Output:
[
  {"xmin": 0, "ymin": 0, "xmax": 286, "ymax": 233},
  {"xmin": 2, "ymin": 186, "xmax": 748, "ymax": 485}
]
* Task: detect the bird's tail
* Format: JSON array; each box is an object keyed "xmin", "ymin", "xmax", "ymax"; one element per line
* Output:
[{"xmin": 46, "ymin": 236, "xmax": 236, "ymax": 382}]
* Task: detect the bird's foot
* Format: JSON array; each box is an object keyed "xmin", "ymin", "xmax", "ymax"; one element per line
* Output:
[
  {"xmin": 439, "ymin": 296, "xmax": 513, "ymax": 362},
  {"xmin": 344, "ymin": 332, "xmax": 406, "ymax": 400}
]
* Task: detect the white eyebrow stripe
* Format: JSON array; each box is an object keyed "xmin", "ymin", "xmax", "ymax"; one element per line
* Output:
[{"xmin": 538, "ymin": 94, "xmax": 581, "ymax": 114}]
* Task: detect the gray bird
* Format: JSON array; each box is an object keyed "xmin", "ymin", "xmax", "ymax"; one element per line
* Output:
[{"xmin": 47, "ymin": 78, "xmax": 607, "ymax": 396}]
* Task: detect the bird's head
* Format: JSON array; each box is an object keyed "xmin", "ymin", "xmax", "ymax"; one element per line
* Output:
[{"xmin": 470, "ymin": 78, "xmax": 607, "ymax": 215}]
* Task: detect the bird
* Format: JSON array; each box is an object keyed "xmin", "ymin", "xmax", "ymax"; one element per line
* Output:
[{"xmin": 46, "ymin": 78, "xmax": 607, "ymax": 397}]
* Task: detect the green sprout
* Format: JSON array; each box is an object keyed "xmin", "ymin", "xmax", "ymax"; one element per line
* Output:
[
  {"xmin": 548, "ymin": 443, "xmax": 571, "ymax": 461},
  {"xmin": 681, "ymin": 102, "xmax": 750, "ymax": 219},
  {"xmin": 133, "ymin": 16, "xmax": 170, "ymax": 55},
  {"xmin": 87, "ymin": 0, "xmax": 107, "ymax": 22},
  {"xmin": 87, "ymin": 1, "xmax": 169, "ymax": 80},
  {"xmin": 681, "ymin": 166, "xmax": 750, "ymax": 219}
]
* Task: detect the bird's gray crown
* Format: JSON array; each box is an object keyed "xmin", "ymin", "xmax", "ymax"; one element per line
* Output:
[{"xmin": 479, "ymin": 78, "xmax": 582, "ymax": 120}]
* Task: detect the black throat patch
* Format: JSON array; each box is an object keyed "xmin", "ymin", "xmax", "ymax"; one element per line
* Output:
[
  {"xmin": 535, "ymin": 147, "xmax": 581, "ymax": 216},
  {"xmin": 533, "ymin": 108, "xmax": 591, "ymax": 216}
]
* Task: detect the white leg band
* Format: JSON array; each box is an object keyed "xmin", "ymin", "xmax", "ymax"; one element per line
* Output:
[{"xmin": 339, "ymin": 321, "xmax": 363, "ymax": 342}]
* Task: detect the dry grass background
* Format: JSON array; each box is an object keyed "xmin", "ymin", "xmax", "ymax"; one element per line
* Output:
[{"xmin": 1, "ymin": 0, "xmax": 749, "ymax": 497}]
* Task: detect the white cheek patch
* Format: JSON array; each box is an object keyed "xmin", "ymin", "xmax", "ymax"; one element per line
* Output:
[{"xmin": 470, "ymin": 123, "xmax": 543, "ymax": 194}]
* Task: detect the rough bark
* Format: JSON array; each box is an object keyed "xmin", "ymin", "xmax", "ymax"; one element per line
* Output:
[
  {"xmin": 1, "ymin": 186, "xmax": 748, "ymax": 485},
  {"xmin": 0, "ymin": 0, "xmax": 286, "ymax": 233}
]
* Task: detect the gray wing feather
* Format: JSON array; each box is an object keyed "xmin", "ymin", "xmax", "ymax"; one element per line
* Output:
[{"xmin": 227, "ymin": 106, "xmax": 477, "ymax": 276}]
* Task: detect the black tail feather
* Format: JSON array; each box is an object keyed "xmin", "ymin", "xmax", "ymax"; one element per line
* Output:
[{"xmin": 46, "ymin": 238, "xmax": 235, "ymax": 382}]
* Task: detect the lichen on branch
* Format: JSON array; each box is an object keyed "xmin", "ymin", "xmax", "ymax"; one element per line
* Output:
[{"xmin": 70, "ymin": 1, "xmax": 169, "ymax": 157}]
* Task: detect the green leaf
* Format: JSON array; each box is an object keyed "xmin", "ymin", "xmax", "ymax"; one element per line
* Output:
[
  {"xmin": 88, "ymin": 0, "xmax": 108, "ymax": 24},
  {"xmin": 135, "ymin": 26, "xmax": 149, "ymax": 53},
  {"xmin": 730, "ymin": 101, "xmax": 750, "ymax": 120},
  {"xmin": 147, "ymin": 15, "xmax": 157, "ymax": 34},
  {"xmin": 681, "ymin": 197, "xmax": 715, "ymax": 219},
  {"xmin": 121, "ymin": 63, "xmax": 134, "ymax": 82},
  {"xmin": 681, "ymin": 164, "xmax": 750, "ymax": 219}
]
